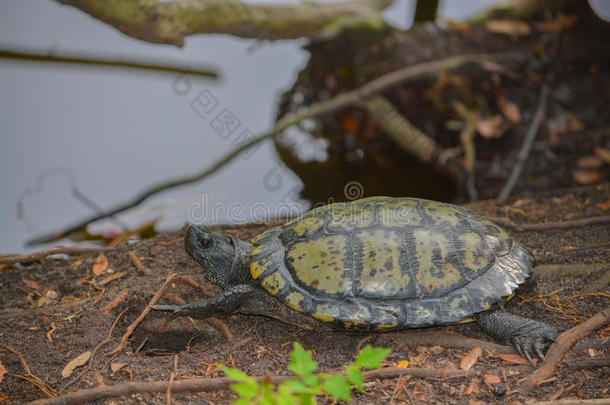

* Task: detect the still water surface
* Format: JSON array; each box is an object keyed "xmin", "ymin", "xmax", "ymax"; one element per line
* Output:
[{"xmin": 0, "ymin": 0, "xmax": 504, "ymax": 253}]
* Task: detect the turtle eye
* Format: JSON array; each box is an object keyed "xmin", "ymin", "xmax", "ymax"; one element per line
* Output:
[{"xmin": 198, "ymin": 232, "xmax": 214, "ymax": 249}]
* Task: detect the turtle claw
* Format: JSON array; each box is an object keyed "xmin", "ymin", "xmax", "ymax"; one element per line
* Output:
[{"xmin": 510, "ymin": 323, "xmax": 560, "ymax": 363}]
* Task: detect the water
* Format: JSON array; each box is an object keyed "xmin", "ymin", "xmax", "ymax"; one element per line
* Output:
[{"xmin": 0, "ymin": 0, "xmax": 509, "ymax": 253}]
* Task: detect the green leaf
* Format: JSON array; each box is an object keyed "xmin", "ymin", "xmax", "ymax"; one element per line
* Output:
[
  {"xmin": 346, "ymin": 365, "xmax": 364, "ymax": 391},
  {"xmin": 302, "ymin": 373, "xmax": 321, "ymax": 388},
  {"xmin": 287, "ymin": 342, "xmax": 318, "ymax": 377},
  {"xmin": 229, "ymin": 382, "xmax": 259, "ymax": 399},
  {"xmin": 221, "ymin": 366, "xmax": 256, "ymax": 384},
  {"xmin": 324, "ymin": 375, "xmax": 352, "ymax": 402},
  {"xmin": 282, "ymin": 378, "xmax": 310, "ymax": 394},
  {"xmin": 354, "ymin": 345, "xmax": 391, "ymax": 369},
  {"xmin": 277, "ymin": 392, "xmax": 299, "ymax": 405},
  {"xmin": 298, "ymin": 393, "xmax": 315, "ymax": 405}
]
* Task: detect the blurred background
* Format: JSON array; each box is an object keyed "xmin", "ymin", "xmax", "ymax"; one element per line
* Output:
[{"xmin": 1, "ymin": 0, "xmax": 609, "ymax": 253}]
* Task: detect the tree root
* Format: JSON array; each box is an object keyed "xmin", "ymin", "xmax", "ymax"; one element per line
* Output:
[
  {"xmin": 388, "ymin": 331, "xmax": 516, "ymax": 354},
  {"xmin": 27, "ymin": 366, "xmax": 472, "ymax": 405},
  {"xmin": 521, "ymin": 306, "xmax": 610, "ymax": 392},
  {"xmin": 490, "ymin": 215, "xmax": 610, "ymax": 232},
  {"xmin": 0, "ymin": 247, "xmax": 106, "ymax": 266}
]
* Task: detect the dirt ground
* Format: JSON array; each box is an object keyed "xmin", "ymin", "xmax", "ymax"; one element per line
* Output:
[{"xmin": 1, "ymin": 183, "xmax": 608, "ymax": 404}]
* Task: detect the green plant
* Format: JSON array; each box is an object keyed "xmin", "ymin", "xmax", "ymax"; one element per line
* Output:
[{"xmin": 221, "ymin": 343, "xmax": 391, "ymax": 404}]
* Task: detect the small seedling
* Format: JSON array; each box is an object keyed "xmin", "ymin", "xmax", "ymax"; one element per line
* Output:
[{"xmin": 221, "ymin": 342, "xmax": 391, "ymax": 404}]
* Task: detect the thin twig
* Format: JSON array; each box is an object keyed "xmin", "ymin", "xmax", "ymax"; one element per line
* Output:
[
  {"xmin": 27, "ymin": 366, "xmax": 472, "ymax": 405},
  {"xmin": 166, "ymin": 355, "xmax": 179, "ymax": 405},
  {"xmin": 27, "ymin": 52, "xmax": 517, "ymax": 246},
  {"xmin": 0, "ymin": 48, "xmax": 217, "ymax": 78},
  {"xmin": 61, "ymin": 308, "xmax": 128, "ymax": 392},
  {"xmin": 0, "ymin": 247, "xmax": 106, "ymax": 266},
  {"xmin": 522, "ymin": 306, "xmax": 610, "ymax": 392},
  {"xmin": 108, "ymin": 273, "xmax": 180, "ymax": 355},
  {"xmin": 498, "ymin": 75, "xmax": 552, "ymax": 200}
]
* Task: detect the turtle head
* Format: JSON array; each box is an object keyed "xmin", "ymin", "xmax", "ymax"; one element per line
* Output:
[{"xmin": 185, "ymin": 224, "xmax": 252, "ymax": 289}]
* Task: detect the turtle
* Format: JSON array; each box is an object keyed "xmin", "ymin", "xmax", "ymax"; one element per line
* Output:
[{"xmin": 154, "ymin": 197, "xmax": 560, "ymax": 361}]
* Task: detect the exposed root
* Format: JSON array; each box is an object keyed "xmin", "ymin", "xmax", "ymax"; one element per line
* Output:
[
  {"xmin": 521, "ymin": 306, "xmax": 610, "ymax": 392},
  {"xmin": 388, "ymin": 331, "xmax": 516, "ymax": 354},
  {"xmin": 0, "ymin": 343, "xmax": 55, "ymax": 398},
  {"xmin": 127, "ymin": 251, "xmax": 151, "ymax": 275},
  {"xmin": 108, "ymin": 273, "xmax": 180, "ymax": 355}
]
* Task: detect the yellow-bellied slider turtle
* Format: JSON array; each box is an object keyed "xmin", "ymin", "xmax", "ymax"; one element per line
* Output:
[{"xmin": 154, "ymin": 197, "xmax": 559, "ymax": 360}]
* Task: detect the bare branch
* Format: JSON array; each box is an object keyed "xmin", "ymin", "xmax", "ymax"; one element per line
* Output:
[{"xmin": 56, "ymin": 0, "xmax": 392, "ymax": 46}]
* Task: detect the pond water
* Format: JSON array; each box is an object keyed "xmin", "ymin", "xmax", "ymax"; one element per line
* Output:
[{"xmin": 0, "ymin": 0, "xmax": 516, "ymax": 253}]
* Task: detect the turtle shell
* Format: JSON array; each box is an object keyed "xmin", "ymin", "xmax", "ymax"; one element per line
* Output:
[{"xmin": 249, "ymin": 197, "xmax": 533, "ymax": 331}]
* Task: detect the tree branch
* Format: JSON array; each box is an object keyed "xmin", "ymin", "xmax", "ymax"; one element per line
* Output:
[
  {"xmin": 28, "ymin": 366, "xmax": 471, "ymax": 405},
  {"xmin": 0, "ymin": 48, "xmax": 217, "ymax": 79},
  {"xmin": 55, "ymin": 0, "xmax": 392, "ymax": 46}
]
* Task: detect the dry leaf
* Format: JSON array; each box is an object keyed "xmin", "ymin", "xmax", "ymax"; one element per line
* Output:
[
  {"xmin": 594, "ymin": 146, "xmax": 610, "ymax": 164},
  {"xmin": 460, "ymin": 347, "xmax": 482, "ymax": 370},
  {"xmin": 62, "ymin": 351, "xmax": 91, "ymax": 378},
  {"xmin": 496, "ymin": 95, "xmax": 521, "ymax": 124},
  {"xmin": 536, "ymin": 14, "xmax": 578, "ymax": 32},
  {"xmin": 98, "ymin": 271, "xmax": 126, "ymax": 286},
  {"xmin": 476, "ymin": 114, "xmax": 504, "ymax": 139},
  {"xmin": 92, "ymin": 255, "xmax": 108, "ymax": 276},
  {"xmin": 577, "ymin": 155, "xmax": 604, "ymax": 169},
  {"xmin": 572, "ymin": 169, "xmax": 605, "ymax": 185},
  {"xmin": 464, "ymin": 380, "xmax": 479, "ymax": 395},
  {"xmin": 468, "ymin": 399, "xmax": 485, "ymax": 405},
  {"xmin": 597, "ymin": 201, "xmax": 610, "ymax": 211},
  {"xmin": 22, "ymin": 277, "xmax": 43, "ymax": 290},
  {"xmin": 601, "ymin": 325, "xmax": 610, "ymax": 338},
  {"xmin": 110, "ymin": 362, "xmax": 127, "ymax": 375},
  {"xmin": 46, "ymin": 322, "xmax": 56, "ymax": 343},
  {"xmin": 497, "ymin": 353, "xmax": 536, "ymax": 365},
  {"xmin": 485, "ymin": 19, "xmax": 531, "ymax": 36},
  {"xmin": 0, "ymin": 360, "xmax": 7, "ymax": 383},
  {"xmin": 483, "ymin": 374, "xmax": 501, "ymax": 385},
  {"xmin": 396, "ymin": 360, "xmax": 409, "ymax": 368}
]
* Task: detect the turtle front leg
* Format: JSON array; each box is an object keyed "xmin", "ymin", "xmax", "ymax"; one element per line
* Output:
[
  {"xmin": 474, "ymin": 307, "xmax": 561, "ymax": 362},
  {"xmin": 153, "ymin": 284, "xmax": 256, "ymax": 321}
]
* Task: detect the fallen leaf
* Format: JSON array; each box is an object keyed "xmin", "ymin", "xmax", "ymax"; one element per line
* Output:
[
  {"xmin": 464, "ymin": 380, "xmax": 479, "ymax": 395},
  {"xmin": 22, "ymin": 277, "xmax": 43, "ymax": 290},
  {"xmin": 468, "ymin": 399, "xmax": 485, "ymax": 405},
  {"xmin": 483, "ymin": 374, "xmax": 501, "ymax": 385},
  {"xmin": 97, "ymin": 271, "xmax": 126, "ymax": 286},
  {"xmin": 485, "ymin": 19, "xmax": 531, "ymax": 36},
  {"xmin": 460, "ymin": 347, "xmax": 482, "ymax": 370},
  {"xmin": 547, "ymin": 112, "xmax": 584, "ymax": 141},
  {"xmin": 597, "ymin": 201, "xmax": 610, "ymax": 211},
  {"xmin": 601, "ymin": 325, "xmax": 610, "ymax": 338},
  {"xmin": 396, "ymin": 360, "xmax": 409, "ymax": 368},
  {"xmin": 577, "ymin": 155, "xmax": 604, "ymax": 169},
  {"xmin": 92, "ymin": 255, "xmax": 108, "ymax": 276},
  {"xmin": 110, "ymin": 362, "xmax": 127, "ymax": 375},
  {"xmin": 594, "ymin": 146, "xmax": 610, "ymax": 164},
  {"xmin": 572, "ymin": 169, "xmax": 605, "ymax": 185},
  {"xmin": 476, "ymin": 114, "xmax": 504, "ymax": 139},
  {"xmin": 62, "ymin": 351, "xmax": 91, "ymax": 378},
  {"xmin": 497, "ymin": 353, "xmax": 536, "ymax": 365},
  {"xmin": 46, "ymin": 322, "xmax": 56, "ymax": 343},
  {"xmin": 496, "ymin": 95, "xmax": 521, "ymax": 124},
  {"xmin": 0, "ymin": 360, "xmax": 7, "ymax": 383},
  {"xmin": 536, "ymin": 14, "xmax": 578, "ymax": 32}
]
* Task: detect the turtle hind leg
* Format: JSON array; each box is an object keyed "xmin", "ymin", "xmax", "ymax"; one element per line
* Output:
[
  {"xmin": 474, "ymin": 306, "xmax": 561, "ymax": 362},
  {"xmin": 153, "ymin": 284, "xmax": 256, "ymax": 321}
]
